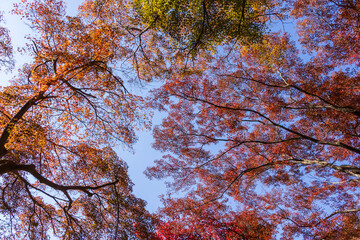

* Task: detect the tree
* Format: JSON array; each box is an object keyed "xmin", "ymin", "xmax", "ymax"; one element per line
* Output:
[
  {"xmin": 146, "ymin": 0, "xmax": 360, "ymax": 238},
  {"xmin": 88, "ymin": 0, "xmax": 281, "ymax": 84},
  {"xmin": 155, "ymin": 198, "xmax": 274, "ymax": 239},
  {"xmin": 0, "ymin": 12, "xmax": 13, "ymax": 71},
  {"xmin": 3, "ymin": 0, "xmax": 358, "ymax": 238},
  {"xmin": 130, "ymin": 0, "xmax": 276, "ymax": 54},
  {"xmin": 0, "ymin": 0, "xmax": 157, "ymax": 238}
]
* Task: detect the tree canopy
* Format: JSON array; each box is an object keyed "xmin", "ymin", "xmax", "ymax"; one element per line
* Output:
[
  {"xmin": 0, "ymin": 0, "xmax": 359, "ymax": 239},
  {"xmin": 0, "ymin": 1, "xmax": 157, "ymax": 238},
  {"xmin": 146, "ymin": 0, "xmax": 360, "ymax": 238},
  {"xmin": 130, "ymin": 0, "xmax": 275, "ymax": 53}
]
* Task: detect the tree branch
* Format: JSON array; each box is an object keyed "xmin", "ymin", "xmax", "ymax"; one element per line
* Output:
[
  {"xmin": 171, "ymin": 93, "xmax": 360, "ymax": 155},
  {"xmin": 0, "ymin": 93, "xmax": 46, "ymax": 158},
  {"xmin": 0, "ymin": 161, "xmax": 119, "ymax": 198}
]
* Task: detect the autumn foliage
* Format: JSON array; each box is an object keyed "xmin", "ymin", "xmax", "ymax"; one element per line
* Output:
[
  {"xmin": 146, "ymin": 0, "xmax": 360, "ymax": 239},
  {"xmin": 0, "ymin": 1, "xmax": 156, "ymax": 238},
  {"xmin": 155, "ymin": 199, "xmax": 274, "ymax": 239},
  {"xmin": 0, "ymin": 0, "xmax": 359, "ymax": 239}
]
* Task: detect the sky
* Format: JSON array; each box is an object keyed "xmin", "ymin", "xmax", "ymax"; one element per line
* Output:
[
  {"xmin": 0, "ymin": 0, "xmax": 166, "ymax": 213},
  {"xmin": 1, "ymin": 1, "xmax": 347, "ymax": 239},
  {"xmin": 0, "ymin": 0, "xmax": 300, "ymax": 216}
]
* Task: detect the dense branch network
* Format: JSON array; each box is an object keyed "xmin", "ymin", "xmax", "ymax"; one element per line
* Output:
[{"xmin": 0, "ymin": 1, "xmax": 157, "ymax": 238}]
